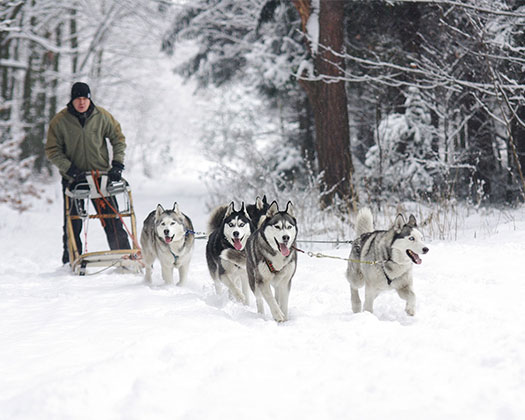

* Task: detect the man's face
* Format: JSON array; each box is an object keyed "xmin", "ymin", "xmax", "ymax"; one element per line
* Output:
[{"xmin": 72, "ymin": 97, "xmax": 90, "ymax": 113}]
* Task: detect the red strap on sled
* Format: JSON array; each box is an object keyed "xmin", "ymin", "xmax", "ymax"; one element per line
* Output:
[{"xmin": 91, "ymin": 170, "xmax": 142, "ymax": 252}]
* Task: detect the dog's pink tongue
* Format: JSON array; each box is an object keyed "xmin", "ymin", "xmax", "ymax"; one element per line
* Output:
[
  {"xmin": 165, "ymin": 236, "xmax": 172, "ymax": 243},
  {"xmin": 233, "ymin": 238, "xmax": 243, "ymax": 250},
  {"xmin": 279, "ymin": 243, "xmax": 290, "ymax": 257}
]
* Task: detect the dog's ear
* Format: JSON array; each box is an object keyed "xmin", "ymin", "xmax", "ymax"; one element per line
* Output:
[
  {"xmin": 172, "ymin": 202, "xmax": 181, "ymax": 215},
  {"xmin": 393, "ymin": 213, "xmax": 405, "ymax": 233},
  {"xmin": 408, "ymin": 214, "xmax": 417, "ymax": 227},
  {"xmin": 256, "ymin": 196, "xmax": 265, "ymax": 210},
  {"xmin": 240, "ymin": 201, "xmax": 249, "ymax": 217},
  {"xmin": 266, "ymin": 201, "xmax": 279, "ymax": 218},
  {"xmin": 285, "ymin": 201, "xmax": 295, "ymax": 218},
  {"xmin": 155, "ymin": 204, "xmax": 164, "ymax": 219},
  {"xmin": 225, "ymin": 201, "xmax": 235, "ymax": 217}
]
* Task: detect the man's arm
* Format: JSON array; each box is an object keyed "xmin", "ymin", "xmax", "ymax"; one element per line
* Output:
[
  {"xmin": 100, "ymin": 108, "xmax": 126, "ymax": 164},
  {"xmin": 45, "ymin": 116, "xmax": 73, "ymax": 176}
]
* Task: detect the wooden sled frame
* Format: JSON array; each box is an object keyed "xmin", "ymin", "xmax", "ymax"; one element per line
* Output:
[{"xmin": 65, "ymin": 172, "xmax": 142, "ymax": 275}]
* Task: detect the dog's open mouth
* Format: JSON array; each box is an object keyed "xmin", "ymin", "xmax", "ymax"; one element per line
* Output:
[
  {"xmin": 233, "ymin": 237, "xmax": 243, "ymax": 251},
  {"xmin": 275, "ymin": 239, "xmax": 290, "ymax": 257},
  {"xmin": 406, "ymin": 249, "xmax": 422, "ymax": 264},
  {"xmin": 164, "ymin": 235, "xmax": 174, "ymax": 244}
]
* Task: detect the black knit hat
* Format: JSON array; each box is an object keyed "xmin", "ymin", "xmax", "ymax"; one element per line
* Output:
[{"xmin": 71, "ymin": 82, "xmax": 91, "ymax": 100}]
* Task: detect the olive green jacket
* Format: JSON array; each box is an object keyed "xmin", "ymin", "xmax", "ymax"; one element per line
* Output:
[{"xmin": 45, "ymin": 105, "xmax": 126, "ymax": 180}]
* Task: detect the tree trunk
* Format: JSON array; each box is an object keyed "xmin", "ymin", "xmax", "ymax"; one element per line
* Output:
[
  {"xmin": 510, "ymin": 105, "xmax": 525, "ymax": 202},
  {"xmin": 467, "ymin": 109, "xmax": 496, "ymax": 201},
  {"xmin": 70, "ymin": 7, "xmax": 78, "ymax": 74},
  {"xmin": 292, "ymin": 0, "xmax": 356, "ymax": 210}
]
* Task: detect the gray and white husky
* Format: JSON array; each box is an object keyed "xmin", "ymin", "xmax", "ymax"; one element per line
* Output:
[
  {"xmin": 246, "ymin": 201, "xmax": 297, "ymax": 322},
  {"xmin": 140, "ymin": 203, "xmax": 194, "ymax": 285},
  {"xmin": 206, "ymin": 202, "xmax": 254, "ymax": 304},
  {"xmin": 346, "ymin": 208, "xmax": 429, "ymax": 316}
]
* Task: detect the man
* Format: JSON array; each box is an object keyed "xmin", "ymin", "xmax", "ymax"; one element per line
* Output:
[{"xmin": 46, "ymin": 82, "xmax": 131, "ymax": 264}]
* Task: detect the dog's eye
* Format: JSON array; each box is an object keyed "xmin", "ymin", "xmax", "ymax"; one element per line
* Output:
[
  {"xmin": 228, "ymin": 223, "xmax": 235, "ymax": 228},
  {"xmin": 239, "ymin": 222, "xmax": 245, "ymax": 227},
  {"xmin": 409, "ymin": 236, "xmax": 415, "ymax": 241},
  {"xmin": 275, "ymin": 225, "xmax": 281, "ymax": 230}
]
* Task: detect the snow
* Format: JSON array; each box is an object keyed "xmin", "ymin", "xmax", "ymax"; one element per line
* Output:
[
  {"xmin": 1, "ymin": 169, "xmax": 525, "ymax": 419},
  {"xmin": 306, "ymin": 0, "xmax": 320, "ymax": 55}
]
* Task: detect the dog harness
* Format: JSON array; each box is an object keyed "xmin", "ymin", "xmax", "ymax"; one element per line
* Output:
[
  {"xmin": 265, "ymin": 258, "xmax": 279, "ymax": 273},
  {"xmin": 382, "ymin": 262, "xmax": 394, "ymax": 285},
  {"xmin": 167, "ymin": 230, "xmax": 194, "ymax": 265},
  {"xmin": 169, "ymin": 249, "xmax": 179, "ymax": 265}
]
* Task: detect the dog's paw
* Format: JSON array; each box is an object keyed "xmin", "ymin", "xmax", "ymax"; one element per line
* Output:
[
  {"xmin": 231, "ymin": 290, "xmax": 248, "ymax": 305},
  {"xmin": 405, "ymin": 306, "xmax": 415, "ymax": 316},
  {"xmin": 272, "ymin": 309, "xmax": 286, "ymax": 323}
]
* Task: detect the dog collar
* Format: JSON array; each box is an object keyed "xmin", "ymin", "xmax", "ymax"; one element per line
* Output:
[{"xmin": 265, "ymin": 258, "xmax": 279, "ymax": 273}]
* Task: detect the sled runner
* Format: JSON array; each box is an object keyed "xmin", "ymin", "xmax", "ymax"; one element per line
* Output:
[{"xmin": 64, "ymin": 171, "xmax": 142, "ymax": 275}]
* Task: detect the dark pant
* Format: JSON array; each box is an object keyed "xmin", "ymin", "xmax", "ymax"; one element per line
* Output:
[{"xmin": 62, "ymin": 180, "xmax": 131, "ymax": 263}]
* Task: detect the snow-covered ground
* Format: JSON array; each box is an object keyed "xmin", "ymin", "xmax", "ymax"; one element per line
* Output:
[{"xmin": 1, "ymin": 170, "xmax": 524, "ymax": 420}]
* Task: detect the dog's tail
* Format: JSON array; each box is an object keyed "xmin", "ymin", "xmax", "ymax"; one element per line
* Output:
[
  {"xmin": 355, "ymin": 207, "xmax": 374, "ymax": 236},
  {"xmin": 207, "ymin": 205, "xmax": 228, "ymax": 234}
]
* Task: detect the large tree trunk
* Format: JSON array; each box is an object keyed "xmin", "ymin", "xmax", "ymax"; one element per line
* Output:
[{"xmin": 292, "ymin": 0, "xmax": 356, "ymax": 210}]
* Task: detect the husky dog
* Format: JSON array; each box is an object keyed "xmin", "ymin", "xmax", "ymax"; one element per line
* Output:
[
  {"xmin": 346, "ymin": 208, "xmax": 429, "ymax": 316},
  {"xmin": 246, "ymin": 201, "xmax": 298, "ymax": 322},
  {"xmin": 140, "ymin": 203, "xmax": 194, "ymax": 285},
  {"xmin": 246, "ymin": 195, "xmax": 270, "ymax": 229},
  {"xmin": 206, "ymin": 202, "xmax": 254, "ymax": 304}
]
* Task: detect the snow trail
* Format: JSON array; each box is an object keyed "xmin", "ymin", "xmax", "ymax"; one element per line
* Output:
[{"xmin": 1, "ymin": 177, "xmax": 524, "ymax": 420}]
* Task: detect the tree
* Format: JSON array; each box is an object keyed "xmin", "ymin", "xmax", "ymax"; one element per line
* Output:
[
  {"xmin": 365, "ymin": 87, "xmax": 436, "ymax": 201},
  {"xmin": 340, "ymin": 0, "xmax": 525, "ymax": 203},
  {"xmin": 291, "ymin": 0, "xmax": 357, "ymax": 210},
  {"xmin": 163, "ymin": 0, "xmax": 357, "ymax": 209},
  {"xmin": 0, "ymin": 0, "xmax": 171, "ymax": 209}
]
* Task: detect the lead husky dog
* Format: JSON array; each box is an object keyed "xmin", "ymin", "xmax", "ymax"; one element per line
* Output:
[
  {"xmin": 206, "ymin": 202, "xmax": 254, "ymax": 304},
  {"xmin": 140, "ymin": 203, "xmax": 194, "ymax": 285},
  {"xmin": 246, "ymin": 201, "xmax": 297, "ymax": 322},
  {"xmin": 346, "ymin": 208, "xmax": 429, "ymax": 316}
]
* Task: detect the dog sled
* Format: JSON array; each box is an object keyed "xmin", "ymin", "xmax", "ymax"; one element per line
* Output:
[{"xmin": 64, "ymin": 171, "xmax": 142, "ymax": 275}]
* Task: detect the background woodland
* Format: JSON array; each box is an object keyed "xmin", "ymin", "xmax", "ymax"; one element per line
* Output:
[{"xmin": 2, "ymin": 0, "xmax": 525, "ymax": 212}]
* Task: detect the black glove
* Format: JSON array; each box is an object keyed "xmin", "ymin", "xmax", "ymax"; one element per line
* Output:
[
  {"xmin": 66, "ymin": 163, "xmax": 85, "ymax": 185},
  {"xmin": 108, "ymin": 160, "xmax": 124, "ymax": 182}
]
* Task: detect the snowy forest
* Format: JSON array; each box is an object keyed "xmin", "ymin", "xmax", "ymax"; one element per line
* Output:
[{"xmin": 2, "ymin": 0, "xmax": 525, "ymax": 212}]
